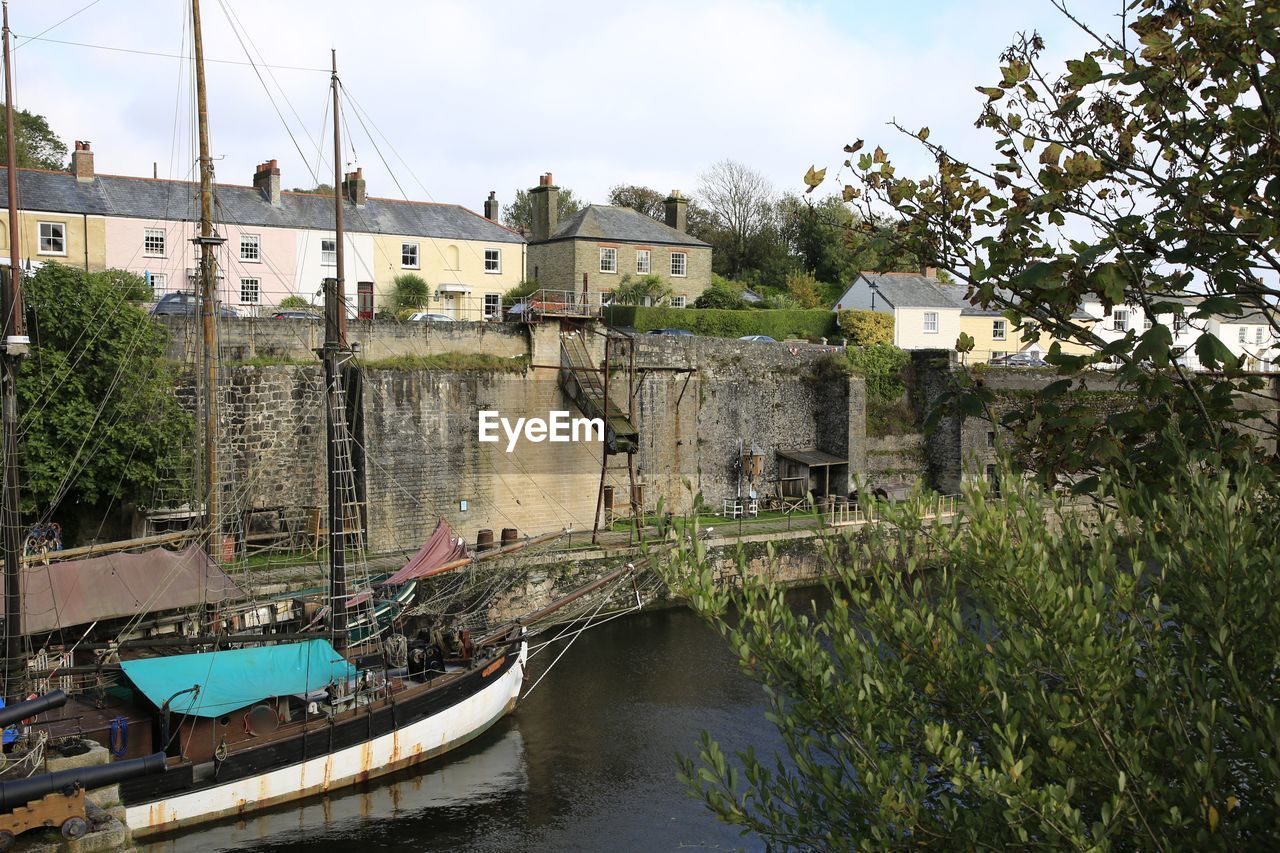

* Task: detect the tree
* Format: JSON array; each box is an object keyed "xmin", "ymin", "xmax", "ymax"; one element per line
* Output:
[
  {"xmin": 0, "ymin": 108, "xmax": 68, "ymax": 170},
  {"xmin": 668, "ymin": 444, "xmax": 1280, "ymax": 849},
  {"xmin": 277, "ymin": 294, "xmax": 313, "ymax": 310},
  {"xmin": 777, "ymin": 194, "xmax": 923, "ymax": 285},
  {"xmin": 289, "ymin": 183, "xmax": 333, "ymax": 195},
  {"xmin": 607, "ymin": 184, "xmax": 667, "ymax": 220},
  {"xmin": 18, "ymin": 264, "xmax": 192, "ymax": 515},
  {"xmin": 391, "ymin": 273, "xmax": 429, "ymax": 311},
  {"xmin": 502, "ymin": 186, "xmax": 583, "ymax": 233},
  {"xmin": 698, "ymin": 159, "xmax": 777, "ymax": 278},
  {"xmin": 783, "ymin": 270, "xmax": 823, "ymax": 309},
  {"xmin": 813, "ymin": 0, "xmax": 1279, "ymax": 487}
]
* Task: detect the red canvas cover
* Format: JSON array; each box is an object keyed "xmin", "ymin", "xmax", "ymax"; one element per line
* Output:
[
  {"xmin": 21, "ymin": 545, "xmax": 244, "ymax": 635},
  {"xmin": 380, "ymin": 519, "xmax": 470, "ymax": 587}
]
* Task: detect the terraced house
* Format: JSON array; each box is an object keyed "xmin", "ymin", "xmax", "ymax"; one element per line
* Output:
[
  {"xmin": 525, "ymin": 173, "xmax": 711, "ymax": 306},
  {"xmin": 0, "ymin": 144, "xmax": 524, "ymax": 319}
]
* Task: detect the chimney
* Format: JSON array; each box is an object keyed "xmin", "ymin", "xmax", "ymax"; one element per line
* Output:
[
  {"xmin": 529, "ymin": 172, "xmax": 558, "ymax": 242},
  {"xmin": 71, "ymin": 140, "xmax": 94, "ymax": 182},
  {"xmin": 253, "ymin": 159, "xmax": 281, "ymax": 206},
  {"xmin": 341, "ymin": 167, "xmax": 367, "ymax": 208},
  {"xmin": 920, "ymin": 265, "xmax": 937, "ymax": 279},
  {"xmin": 664, "ymin": 189, "xmax": 687, "ymax": 233},
  {"xmin": 484, "ymin": 190, "xmax": 499, "ymax": 222}
]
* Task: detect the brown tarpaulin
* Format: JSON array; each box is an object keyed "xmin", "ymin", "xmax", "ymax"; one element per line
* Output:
[
  {"xmin": 21, "ymin": 545, "xmax": 244, "ymax": 635},
  {"xmin": 380, "ymin": 519, "xmax": 470, "ymax": 587}
]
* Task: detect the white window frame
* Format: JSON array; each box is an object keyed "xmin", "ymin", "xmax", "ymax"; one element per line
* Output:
[
  {"xmin": 923, "ymin": 311, "xmax": 938, "ymax": 334},
  {"xmin": 599, "ymin": 247, "xmax": 617, "ymax": 274},
  {"xmin": 148, "ymin": 272, "xmax": 168, "ymax": 294},
  {"xmin": 670, "ymin": 295, "xmax": 686, "ymax": 308},
  {"xmin": 1173, "ymin": 315, "xmax": 1186, "ymax": 333},
  {"xmin": 670, "ymin": 252, "xmax": 687, "ymax": 277},
  {"xmin": 240, "ymin": 233, "xmax": 261, "ymax": 262},
  {"xmin": 321, "ymin": 238, "xmax": 336, "ymax": 266},
  {"xmin": 1256, "ymin": 326, "xmax": 1265, "ymax": 345},
  {"xmin": 484, "ymin": 248, "xmax": 501, "ymax": 274},
  {"xmin": 239, "ymin": 277, "xmax": 261, "ymax": 305},
  {"xmin": 401, "ymin": 242, "xmax": 419, "ymax": 269},
  {"xmin": 143, "ymin": 228, "xmax": 166, "ymax": 258},
  {"xmin": 37, "ymin": 221, "xmax": 66, "ymax": 256},
  {"xmin": 636, "ymin": 249, "xmax": 651, "ymax": 274},
  {"xmin": 1239, "ymin": 326, "xmax": 1248, "ymax": 344},
  {"xmin": 992, "ymin": 319, "xmax": 1006, "ymax": 341},
  {"xmin": 1143, "ymin": 314, "xmax": 1153, "ymax": 331},
  {"xmin": 483, "ymin": 293, "xmax": 501, "ymax": 319},
  {"xmin": 1112, "ymin": 309, "xmax": 1129, "ymax": 332}
]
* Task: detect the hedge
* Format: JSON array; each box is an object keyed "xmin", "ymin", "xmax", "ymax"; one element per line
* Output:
[
  {"xmin": 604, "ymin": 305, "xmax": 839, "ymax": 341},
  {"xmin": 837, "ymin": 309, "xmax": 894, "ymax": 346}
]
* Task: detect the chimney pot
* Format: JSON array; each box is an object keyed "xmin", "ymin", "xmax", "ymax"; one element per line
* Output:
[
  {"xmin": 341, "ymin": 167, "xmax": 367, "ymax": 208},
  {"xmin": 71, "ymin": 141, "xmax": 95, "ymax": 182},
  {"xmin": 664, "ymin": 190, "xmax": 688, "ymax": 233},
  {"xmin": 253, "ymin": 158, "xmax": 282, "ymax": 206},
  {"xmin": 529, "ymin": 173, "xmax": 559, "ymax": 241}
]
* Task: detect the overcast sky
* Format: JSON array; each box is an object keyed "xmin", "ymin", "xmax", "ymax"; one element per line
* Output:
[{"xmin": 12, "ymin": 0, "xmax": 1124, "ymax": 214}]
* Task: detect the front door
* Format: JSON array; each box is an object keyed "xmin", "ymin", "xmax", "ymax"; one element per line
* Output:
[
  {"xmin": 357, "ymin": 282, "xmax": 374, "ymax": 320},
  {"xmin": 440, "ymin": 293, "xmax": 457, "ymax": 319}
]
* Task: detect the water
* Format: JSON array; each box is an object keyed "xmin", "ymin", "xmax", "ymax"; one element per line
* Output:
[{"xmin": 141, "ymin": 602, "xmax": 795, "ymax": 852}]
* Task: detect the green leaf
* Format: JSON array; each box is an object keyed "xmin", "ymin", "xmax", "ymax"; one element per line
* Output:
[
  {"xmin": 976, "ymin": 86, "xmax": 1004, "ymax": 101},
  {"xmin": 803, "ymin": 165, "xmax": 827, "ymax": 193}
]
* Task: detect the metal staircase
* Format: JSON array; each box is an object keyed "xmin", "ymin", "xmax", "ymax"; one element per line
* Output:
[{"xmin": 559, "ymin": 331, "xmax": 639, "ymax": 454}]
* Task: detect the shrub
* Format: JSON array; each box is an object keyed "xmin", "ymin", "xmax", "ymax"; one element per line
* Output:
[
  {"xmin": 604, "ymin": 305, "xmax": 838, "ymax": 341},
  {"xmin": 846, "ymin": 342, "xmax": 909, "ymax": 401},
  {"xmin": 693, "ymin": 276, "xmax": 747, "ymax": 309},
  {"xmin": 784, "ymin": 270, "xmax": 823, "ymax": 309},
  {"xmin": 277, "ymin": 294, "xmax": 312, "ymax": 310},
  {"xmin": 609, "ymin": 273, "xmax": 672, "ymax": 306},
  {"xmin": 391, "ymin": 273, "xmax": 430, "ymax": 311},
  {"xmin": 837, "ymin": 309, "xmax": 894, "ymax": 345}
]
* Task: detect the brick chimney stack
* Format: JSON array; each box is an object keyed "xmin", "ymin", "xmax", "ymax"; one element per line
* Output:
[
  {"xmin": 71, "ymin": 140, "xmax": 94, "ymax": 182},
  {"xmin": 253, "ymin": 159, "xmax": 281, "ymax": 206},
  {"xmin": 920, "ymin": 265, "xmax": 937, "ymax": 279},
  {"xmin": 484, "ymin": 190, "xmax": 499, "ymax": 222},
  {"xmin": 529, "ymin": 172, "xmax": 558, "ymax": 242},
  {"xmin": 664, "ymin": 189, "xmax": 687, "ymax": 233},
  {"xmin": 341, "ymin": 167, "xmax": 367, "ymax": 208}
]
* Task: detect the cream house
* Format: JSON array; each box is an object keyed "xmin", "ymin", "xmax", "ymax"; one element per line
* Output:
[{"xmin": 833, "ymin": 272, "xmax": 962, "ymax": 350}]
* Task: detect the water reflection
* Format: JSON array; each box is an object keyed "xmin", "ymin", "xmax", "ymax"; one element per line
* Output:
[{"xmin": 151, "ymin": 599, "xmax": 817, "ymax": 852}]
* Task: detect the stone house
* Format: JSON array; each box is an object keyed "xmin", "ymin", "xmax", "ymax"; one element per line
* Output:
[{"xmin": 524, "ymin": 173, "xmax": 711, "ymax": 306}]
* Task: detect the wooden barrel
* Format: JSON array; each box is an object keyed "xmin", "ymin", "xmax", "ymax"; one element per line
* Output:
[
  {"xmin": 500, "ymin": 528, "xmax": 518, "ymax": 546},
  {"xmin": 476, "ymin": 529, "xmax": 494, "ymax": 550}
]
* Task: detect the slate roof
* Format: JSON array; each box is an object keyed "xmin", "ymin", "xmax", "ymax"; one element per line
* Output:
[
  {"xmin": 861, "ymin": 273, "xmax": 960, "ymax": 309},
  {"xmin": 540, "ymin": 204, "xmax": 709, "ymax": 247},
  {"xmin": 0, "ymin": 167, "xmax": 525, "ymax": 244}
]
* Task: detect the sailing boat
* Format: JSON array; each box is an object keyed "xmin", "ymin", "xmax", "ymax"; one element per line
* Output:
[{"xmin": 0, "ymin": 1, "xmax": 632, "ymax": 839}]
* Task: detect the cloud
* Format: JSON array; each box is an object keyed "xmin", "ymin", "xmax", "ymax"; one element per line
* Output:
[{"xmin": 14, "ymin": 0, "xmax": 1118, "ymax": 211}]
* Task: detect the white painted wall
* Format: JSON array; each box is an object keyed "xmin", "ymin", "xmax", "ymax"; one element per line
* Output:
[
  {"xmin": 294, "ymin": 230, "xmax": 376, "ymax": 316},
  {"xmin": 894, "ymin": 306, "xmax": 961, "ymax": 350}
]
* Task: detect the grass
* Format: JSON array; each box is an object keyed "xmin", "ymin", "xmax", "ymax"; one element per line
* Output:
[{"xmin": 363, "ymin": 353, "xmax": 530, "ymax": 372}]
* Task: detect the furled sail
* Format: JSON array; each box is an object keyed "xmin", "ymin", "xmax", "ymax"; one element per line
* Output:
[{"xmin": 379, "ymin": 519, "xmax": 469, "ymax": 587}]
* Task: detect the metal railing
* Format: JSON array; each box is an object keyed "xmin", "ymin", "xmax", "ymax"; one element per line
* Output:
[
  {"xmin": 515, "ymin": 289, "xmax": 607, "ymax": 321},
  {"xmin": 826, "ymin": 493, "xmax": 960, "ymax": 527}
]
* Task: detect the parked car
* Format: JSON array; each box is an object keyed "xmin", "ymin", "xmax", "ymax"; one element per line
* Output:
[
  {"xmin": 407, "ymin": 312, "xmax": 454, "ymax": 322},
  {"xmin": 271, "ymin": 310, "xmax": 320, "ymax": 319},
  {"xmin": 150, "ymin": 292, "xmax": 238, "ymax": 317},
  {"xmin": 738, "ymin": 335, "xmax": 777, "ymax": 343},
  {"xmin": 645, "ymin": 328, "xmax": 694, "ymax": 336},
  {"xmin": 989, "ymin": 352, "xmax": 1047, "ymax": 368}
]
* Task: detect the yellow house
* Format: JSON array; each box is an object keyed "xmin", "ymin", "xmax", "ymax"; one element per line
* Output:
[
  {"xmin": 959, "ymin": 307, "xmax": 1096, "ymax": 364},
  {"xmin": 0, "ymin": 205, "xmax": 107, "ymax": 272}
]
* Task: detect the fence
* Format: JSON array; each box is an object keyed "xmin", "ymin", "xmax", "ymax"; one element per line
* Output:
[{"xmin": 826, "ymin": 493, "xmax": 960, "ymax": 527}]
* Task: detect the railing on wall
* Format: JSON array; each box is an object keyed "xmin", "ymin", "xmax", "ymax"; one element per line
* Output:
[
  {"xmin": 515, "ymin": 289, "xmax": 607, "ymax": 321},
  {"xmin": 826, "ymin": 493, "xmax": 960, "ymax": 527}
]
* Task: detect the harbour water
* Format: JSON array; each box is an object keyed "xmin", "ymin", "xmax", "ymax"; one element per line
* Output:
[{"xmin": 140, "ymin": 601, "xmax": 798, "ymax": 852}]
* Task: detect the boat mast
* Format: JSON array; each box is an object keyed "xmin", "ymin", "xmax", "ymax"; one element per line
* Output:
[
  {"xmin": 326, "ymin": 50, "xmax": 348, "ymax": 650},
  {"xmin": 1, "ymin": 0, "xmax": 29, "ymax": 694},
  {"xmin": 191, "ymin": 0, "xmax": 223, "ymax": 561}
]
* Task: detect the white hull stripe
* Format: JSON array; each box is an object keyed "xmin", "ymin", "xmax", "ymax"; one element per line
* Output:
[{"xmin": 126, "ymin": 644, "xmax": 526, "ymax": 838}]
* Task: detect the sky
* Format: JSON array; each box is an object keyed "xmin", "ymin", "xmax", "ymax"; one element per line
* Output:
[{"xmin": 10, "ymin": 0, "xmax": 1127, "ymax": 215}]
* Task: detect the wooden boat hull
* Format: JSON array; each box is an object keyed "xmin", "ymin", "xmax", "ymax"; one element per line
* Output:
[{"xmin": 123, "ymin": 640, "xmax": 526, "ymax": 838}]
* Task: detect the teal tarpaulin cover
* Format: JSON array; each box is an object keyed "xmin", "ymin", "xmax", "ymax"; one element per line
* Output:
[{"xmin": 120, "ymin": 640, "xmax": 355, "ymax": 718}]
